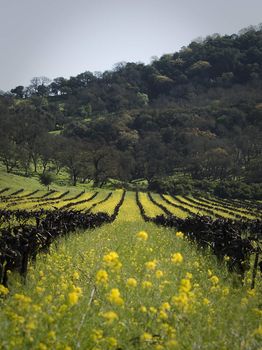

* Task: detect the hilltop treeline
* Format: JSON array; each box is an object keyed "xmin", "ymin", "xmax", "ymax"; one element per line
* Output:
[{"xmin": 0, "ymin": 25, "xmax": 262, "ymax": 197}]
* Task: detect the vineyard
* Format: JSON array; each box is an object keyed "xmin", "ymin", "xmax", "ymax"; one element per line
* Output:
[{"xmin": 0, "ymin": 187, "xmax": 261, "ymax": 349}]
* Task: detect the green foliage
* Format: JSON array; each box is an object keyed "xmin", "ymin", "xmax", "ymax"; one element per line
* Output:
[{"xmin": 39, "ymin": 172, "xmax": 54, "ymax": 187}]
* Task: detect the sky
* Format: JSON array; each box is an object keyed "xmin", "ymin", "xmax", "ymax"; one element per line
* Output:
[{"xmin": 0, "ymin": 0, "xmax": 261, "ymax": 91}]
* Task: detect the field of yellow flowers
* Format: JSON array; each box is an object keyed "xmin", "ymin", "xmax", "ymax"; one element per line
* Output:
[{"xmin": 0, "ymin": 192, "xmax": 261, "ymax": 349}]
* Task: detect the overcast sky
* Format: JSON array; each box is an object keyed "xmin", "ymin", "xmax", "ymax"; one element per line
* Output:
[{"xmin": 0, "ymin": 0, "xmax": 261, "ymax": 91}]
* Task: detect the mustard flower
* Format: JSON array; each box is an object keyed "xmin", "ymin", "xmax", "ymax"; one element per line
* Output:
[
  {"xmin": 142, "ymin": 281, "xmax": 153, "ymax": 289},
  {"xmin": 145, "ymin": 260, "xmax": 157, "ymax": 271},
  {"xmin": 96, "ymin": 269, "xmax": 109, "ymax": 285},
  {"xmin": 107, "ymin": 288, "xmax": 124, "ymax": 306},
  {"xmin": 0, "ymin": 284, "xmax": 9, "ymax": 296},
  {"xmin": 140, "ymin": 332, "xmax": 153, "ymax": 342},
  {"xmin": 136, "ymin": 231, "xmax": 148, "ymax": 241},
  {"xmin": 210, "ymin": 275, "xmax": 219, "ymax": 285},
  {"xmin": 126, "ymin": 277, "xmax": 137, "ymax": 287},
  {"xmin": 171, "ymin": 253, "xmax": 183, "ymax": 264},
  {"xmin": 102, "ymin": 311, "xmax": 118, "ymax": 323},
  {"xmin": 175, "ymin": 231, "xmax": 184, "ymax": 238}
]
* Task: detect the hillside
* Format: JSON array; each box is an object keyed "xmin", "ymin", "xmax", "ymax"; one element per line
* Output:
[{"xmin": 0, "ymin": 25, "xmax": 262, "ymax": 198}]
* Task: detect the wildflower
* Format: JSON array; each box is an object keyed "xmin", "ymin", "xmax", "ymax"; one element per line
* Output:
[
  {"xmin": 107, "ymin": 337, "xmax": 118, "ymax": 347},
  {"xmin": 126, "ymin": 278, "xmax": 137, "ymax": 287},
  {"xmin": 102, "ymin": 311, "xmax": 118, "ymax": 323},
  {"xmin": 38, "ymin": 343, "xmax": 48, "ymax": 350},
  {"xmin": 158, "ymin": 310, "xmax": 168, "ymax": 320},
  {"xmin": 140, "ymin": 332, "xmax": 153, "ymax": 342},
  {"xmin": 172, "ymin": 293, "xmax": 189, "ymax": 310},
  {"xmin": 161, "ymin": 302, "xmax": 171, "ymax": 311},
  {"xmin": 253, "ymin": 326, "xmax": 262, "ymax": 337},
  {"xmin": 107, "ymin": 288, "xmax": 124, "ymax": 306},
  {"xmin": 73, "ymin": 271, "xmax": 80, "ymax": 280},
  {"xmin": 210, "ymin": 275, "xmax": 219, "ymax": 285},
  {"xmin": 179, "ymin": 278, "xmax": 191, "ymax": 293},
  {"xmin": 247, "ymin": 289, "xmax": 256, "ymax": 297},
  {"xmin": 149, "ymin": 306, "xmax": 157, "ymax": 314},
  {"xmin": 142, "ymin": 281, "xmax": 152, "ymax": 289},
  {"xmin": 222, "ymin": 287, "xmax": 229, "ymax": 296},
  {"xmin": 203, "ymin": 298, "xmax": 210, "ymax": 305},
  {"xmin": 171, "ymin": 253, "xmax": 183, "ymax": 264},
  {"xmin": 92, "ymin": 329, "xmax": 103, "ymax": 342},
  {"xmin": 176, "ymin": 231, "xmax": 184, "ymax": 238},
  {"xmin": 224, "ymin": 255, "xmax": 230, "ymax": 261},
  {"xmin": 185, "ymin": 272, "xmax": 193, "ymax": 279},
  {"xmin": 0, "ymin": 284, "xmax": 9, "ymax": 296},
  {"xmin": 137, "ymin": 231, "xmax": 148, "ymax": 241},
  {"xmin": 156, "ymin": 270, "xmax": 164, "ymax": 278},
  {"xmin": 14, "ymin": 294, "xmax": 32, "ymax": 303},
  {"xmin": 47, "ymin": 331, "xmax": 56, "ymax": 340},
  {"xmin": 145, "ymin": 260, "xmax": 157, "ymax": 271},
  {"xmin": 96, "ymin": 270, "xmax": 108, "ymax": 285},
  {"xmin": 68, "ymin": 292, "xmax": 79, "ymax": 305},
  {"xmin": 103, "ymin": 252, "xmax": 122, "ymax": 271},
  {"xmin": 140, "ymin": 306, "xmax": 147, "ymax": 313}
]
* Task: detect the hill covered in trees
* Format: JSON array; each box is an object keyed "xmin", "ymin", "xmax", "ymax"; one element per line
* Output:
[{"xmin": 1, "ymin": 25, "xmax": 262, "ymax": 198}]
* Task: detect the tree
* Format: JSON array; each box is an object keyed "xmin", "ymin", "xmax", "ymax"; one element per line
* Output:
[{"xmin": 39, "ymin": 172, "xmax": 54, "ymax": 189}]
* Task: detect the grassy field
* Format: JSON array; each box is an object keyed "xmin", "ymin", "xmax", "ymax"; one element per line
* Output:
[{"xmin": 0, "ymin": 172, "xmax": 261, "ymax": 350}]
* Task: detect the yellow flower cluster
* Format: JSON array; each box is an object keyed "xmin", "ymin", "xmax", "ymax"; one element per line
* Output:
[
  {"xmin": 126, "ymin": 277, "xmax": 137, "ymax": 287},
  {"xmin": 102, "ymin": 311, "xmax": 118, "ymax": 323},
  {"xmin": 175, "ymin": 231, "xmax": 184, "ymax": 238},
  {"xmin": 145, "ymin": 260, "xmax": 157, "ymax": 271},
  {"xmin": 68, "ymin": 286, "xmax": 82, "ymax": 306},
  {"xmin": 103, "ymin": 251, "xmax": 122, "ymax": 271},
  {"xmin": 171, "ymin": 252, "xmax": 183, "ymax": 264},
  {"xmin": 0, "ymin": 284, "xmax": 9, "ymax": 296},
  {"xmin": 136, "ymin": 230, "xmax": 148, "ymax": 241},
  {"xmin": 107, "ymin": 288, "xmax": 124, "ymax": 306},
  {"xmin": 96, "ymin": 269, "xmax": 109, "ymax": 286}
]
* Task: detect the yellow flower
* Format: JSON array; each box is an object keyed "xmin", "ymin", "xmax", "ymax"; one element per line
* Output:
[
  {"xmin": 247, "ymin": 289, "xmax": 256, "ymax": 297},
  {"xmin": 0, "ymin": 284, "xmax": 9, "ymax": 296},
  {"xmin": 156, "ymin": 270, "xmax": 164, "ymax": 278},
  {"xmin": 149, "ymin": 306, "xmax": 157, "ymax": 314},
  {"xmin": 126, "ymin": 278, "xmax": 137, "ymax": 287},
  {"xmin": 68, "ymin": 292, "xmax": 79, "ymax": 305},
  {"xmin": 142, "ymin": 281, "xmax": 152, "ymax": 289},
  {"xmin": 158, "ymin": 310, "xmax": 168, "ymax": 320},
  {"xmin": 38, "ymin": 343, "xmax": 48, "ymax": 350},
  {"xmin": 73, "ymin": 271, "xmax": 80, "ymax": 280},
  {"xmin": 102, "ymin": 311, "xmax": 118, "ymax": 323},
  {"xmin": 172, "ymin": 293, "xmax": 189, "ymax": 310},
  {"xmin": 253, "ymin": 326, "xmax": 262, "ymax": 337},
  {"xmin": 103, "ymin": 251, "xmax": 122, "ymax": 271},
  {"xmin": 140, "ymin": 306, "xmax": 147, "ymax": 313},
  {"xmin": 107, "ymin": 337, "xmax": 118, "ymax": 347},
  {"xmin": 47, "ymin": 331, "xmax": 56, "ymax": 340},
  {"xmin": 176, "ymin": 231, "xmax": 184, "ymax": 238},
  {"xmin": 140, "ymin": 332, "xmax": 153, "ymax": 342},
  {"xmin": 14, "ymin": 294, "xmax": 32, "ymax": 304},
  {"xmin": 203, "ymin": 298, "xmax": 210, "ymax": 305},
  {"xmin": 137, "ymin": 231, "xmax": 148, "ymax": 241},
  {"xmin": 179, "ymin": 279, "xmax": 191, "ymax": 293},
  {"xmin": 107, "ymin": 288, "xmax": 124, "ymax": 306},
  {"xmin": 96, "ymin": 270, "xmax": 108, "ymax": 285},
  {"xmin": 171, "ymin": 253, "xmax": 183, "ymax": 264},
  {"xmin": 222, "ymin": 287, "xmax": 229, "ymax": 296},
  {"xmin": 210, "ymin": 276, "xmax": 219, "ymax": 285},
  {"xmin": 145, "ymin": 260, "xmax": 157, "ymax": 271},
  {"xmin": 161, "ymin": 302, "xmax": 171, "ymax": 311},
  {"xmin": 92, "ymin": 329, "xmax": 103, "ymax": 342}
]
